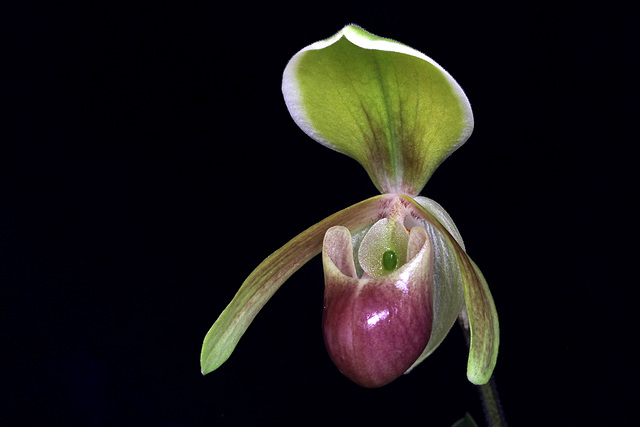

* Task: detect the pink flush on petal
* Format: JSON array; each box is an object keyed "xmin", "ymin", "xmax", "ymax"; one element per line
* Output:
[{"xmin": 321, "ymin": 224, "xmax": 434, "ymax": 388}]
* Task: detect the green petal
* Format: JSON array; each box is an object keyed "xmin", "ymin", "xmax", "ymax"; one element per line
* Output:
[
  {"xmin": 200, "ymin": 194, "xmax": 391, "ymax": 375},
  {"xmin": 413, "ymin": 196, "xmax": 465, "ymax": 250},
  {"xmin": 283, "ymin": 24, "xmax": 473, "ymax": 195},
  {"xmin": 401, "ymin": 195, "xmax": 499, "ymax": 385},
  {"xmin": 404, "ymin": 200, "xmax": 466, "ymax": 372}
]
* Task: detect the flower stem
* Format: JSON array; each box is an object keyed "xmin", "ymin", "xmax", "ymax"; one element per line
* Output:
[
  {"xmin": 459, "ymin": 318, "xmax": 507, "ymax": 427},
  {"xmin": 477, "ymin": 376, "xmax": 506, "ymax": 427}
]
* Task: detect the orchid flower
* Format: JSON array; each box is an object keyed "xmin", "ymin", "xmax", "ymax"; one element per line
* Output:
[{"xmin": 201, "ymin": 24, "xmax": 499, "ymax": 388}]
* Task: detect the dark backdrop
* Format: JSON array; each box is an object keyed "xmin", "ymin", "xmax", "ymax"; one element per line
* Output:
[{"xmin": 4, "ymin": 1, "xmax": 635, "ymax": 426}]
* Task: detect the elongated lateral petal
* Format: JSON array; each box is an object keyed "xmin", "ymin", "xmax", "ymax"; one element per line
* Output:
[
  {"xmin": 283, "ymin": 24, "xmax": 473, "ymax": 195},
  {"xmin": 200, "ymin": 194, "xmax": 393, "ymax": 375},
  {"xmin": 413, "ymin": 196, "xmax": 465, "ymax": 250},
  {"xmin": 404, "ymin": 195, "xmax": 467, "ymax": 370},
  {"xmin": 322, "ymin": 225, "xmax": 433, "ymax": 387},
  {"xmin": 403, "ymin": 208, "xmax": 466, "ymax": 373},
  {"xmin": 401, "ymin": 195, "xmax": 499, "ymax": 385}
]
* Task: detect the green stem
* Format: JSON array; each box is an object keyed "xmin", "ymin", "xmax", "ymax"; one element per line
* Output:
[
  {"xmin": 459, "ymin": 319, "xmax": 507, "ymax": 427},
  {"xmin": 477, "ymin": 376, "xmax": 506, "ymax": 427}
]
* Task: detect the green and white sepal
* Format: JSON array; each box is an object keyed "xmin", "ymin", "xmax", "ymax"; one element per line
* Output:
[{"xmin": 283, "ymin": 24, "xmax": 474, "ymax": 196}]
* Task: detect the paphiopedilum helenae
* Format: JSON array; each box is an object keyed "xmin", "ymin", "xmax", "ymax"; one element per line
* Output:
[{"xmin": 201, "ymin": 24, "xmax": 499, "ymax": 388}]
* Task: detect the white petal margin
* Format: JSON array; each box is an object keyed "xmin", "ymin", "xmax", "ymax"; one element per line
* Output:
[{"xmin": 282, "ymin": 24, "xmax": 474, "ymax": 154}]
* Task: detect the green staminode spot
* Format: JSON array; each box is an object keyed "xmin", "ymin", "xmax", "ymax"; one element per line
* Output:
[
  {"xmin": 282, "ymin": 24, "xmax": 474, "ymax": 196},
  {"xmin": 382, "ymin": 250, "xmax": 398, "ymax": 272}
]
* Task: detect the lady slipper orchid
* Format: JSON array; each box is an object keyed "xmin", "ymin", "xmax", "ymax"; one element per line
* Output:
[{"xmin": 201, "ymin": 24, "xmax": 499, "ymax": 388}]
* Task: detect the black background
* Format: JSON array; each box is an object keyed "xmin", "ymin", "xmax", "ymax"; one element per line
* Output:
[{"xmin": 4, "ymin": 1, "xmax": 636, "ymax": 426}]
